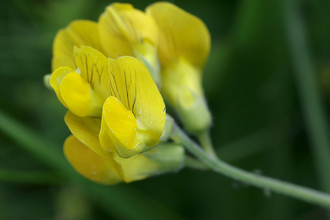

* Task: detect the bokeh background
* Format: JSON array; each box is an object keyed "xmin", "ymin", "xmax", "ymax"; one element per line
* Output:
[{"xmin": 1, "ymin": 0, "xmax": 330, "ymax": 219}]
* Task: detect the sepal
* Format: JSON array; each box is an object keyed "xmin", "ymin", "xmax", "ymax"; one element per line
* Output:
[
  {"xmin": 177, "ymin": 88, "xmax": 212, "ymax": 133},
  {"xmin": 159, "ymin": 114, "xmax": 175, "ymax": 142},
  {"xmin": 144, "ymin": 143, "xmax": 185, "ymax": 174}
]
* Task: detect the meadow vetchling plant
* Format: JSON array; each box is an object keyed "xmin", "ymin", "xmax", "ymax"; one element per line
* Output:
[{"xmin": 44, "ymin": 1, "xmax": 330, "ymax": 209}]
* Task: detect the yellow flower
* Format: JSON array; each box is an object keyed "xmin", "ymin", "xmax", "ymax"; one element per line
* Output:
[
  {"xmin": 46, "ymin": 2, "xmax": 218, "ymax": 183},
  {"xmin": 146, "ymin": 2, "xmax": 212, "ymax": 133},
  {"xmin": 50, "ymin": 46, "xmax": 184, "ymax": 184},
  {"xmin": 52, "ymin": 3, "xmax": 161, "ymax": 87},
  {"xmin": 98, "ymin": 3, "xmax": 158, "ymax": 66},
  {"xmin": 50, "ymin": 3, "xmax": 212, "ymax": 134},
  {"xmin": 64, "ymin": 112, "xmax": 184, "ymax": 184},
  {"xmin": 51, "ymin": 46, "xmax": 165, "ymax": 158}
]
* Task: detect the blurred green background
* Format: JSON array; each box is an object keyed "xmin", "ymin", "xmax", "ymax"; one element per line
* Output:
[{"xmin": 1, "ymin": 0, "xmax": 330, "ymax": 219}]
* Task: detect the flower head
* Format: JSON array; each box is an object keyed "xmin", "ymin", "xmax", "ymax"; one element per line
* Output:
[
  {"xmin": 51, "ymin": 46, "xmax": 165, "ymax": 158},
  {"xmin": 98, "ymin": 3, "xmax": 158, "ymax": 65},
  {"xmin": 49, "ymin": 45, "xmax": 184, "ymax": 184},
  {"xmin": 64, "ymin": 112, "xmax": 184, "ymax": 184},
  {"xmin": 45, "ymin": 2, "xmax": 208, "ymax": 184},
  {"xmin": 52, "ymin": 3, "xmax": 161, "ymax": 87}
]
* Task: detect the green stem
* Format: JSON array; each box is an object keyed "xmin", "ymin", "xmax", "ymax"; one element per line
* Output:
[
  {"xmin": 0, "ymin": 169, "xmax": 61, "ymax": 184},
  {"xmin": 281, "ymin": 0, "xmax": 330, "ymax": 198},
  {"xmin": 185, "ymin": 156, "xmax": 208, "ymax": 170},
  {"xmin": 171, "ymin": 124, "xmax": 330, "ymax": 208},
  {"xmin": 198, "ymin": 131, "xmax": 217, "ymax": 158}
]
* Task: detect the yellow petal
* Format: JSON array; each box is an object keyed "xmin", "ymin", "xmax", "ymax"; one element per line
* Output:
[
  {"xmin": 107, "ymin": 56, "xmax": 166, "ymax": 149},
  {"xmin": 146, "ymin": 2, "xmax": 211, "ymax": 67},
  {"xmin": 64, "ymin": 112, "xmax": 160, "ymax": 183},
  {"xmin": 52, "ymin": 20, "xmax": 102, "ymax": 71},
  {"xmin": 64, "ymin": 111, "xmax": 125, "ymax": 179},
  {"xmin": 60, "ymin": 72, "xmax": 103, "ymax": 117},
  {"xmin": 65, "ymin": 111, "xmax": 110, "ymax": 159},
  {"xmin": 50, "ymin": 67, "xmax": 74, "ymax": 107},
  {"xmin": 73, "ymin": 46, "xmax": 110, "ymax": 102},
  {"xmin": 64, "ymin": 135, "xmax": 122, "ymax": 185},
  {"xmin": 100, "ymin": 96, "xmax": 138, "ymax": 158},
  {"xmin": 98, "ymin": 3, "xmax": 158, "ymax": 59}
]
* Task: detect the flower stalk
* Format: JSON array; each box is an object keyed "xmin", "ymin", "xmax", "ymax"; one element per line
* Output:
[
  {"xmin": 184, "ymin": 156, "xmax": 209, "ymax": 170},
  {"xmin": 171, "ymin": 123, "xmax": 330, "ymax": 208},
  {"xmin": 197, "ymin": 130, "xmax": 217, "ymax": 158}
]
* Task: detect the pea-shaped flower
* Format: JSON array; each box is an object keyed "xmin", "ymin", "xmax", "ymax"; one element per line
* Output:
[
  {"xmin": 147, "ymin": 2, "xmax": 212, "ymax": 134},
  {"xmin": 51, "ymin": 46, "xmax": 165, "ymax": 157},
  {"xmin": 98, "ymin": 3, "xmax": 160, "ymax": 82},
  {"xmin": 64, "ymin": 112, "xmax": 183, "ymax": 185},
  {"xmin": 52, "ymin": 3, "xmax": 161, "ymax": 87},
  {"xmin": 49, "ymin": 46, "xmax": 184, "ymax": 184},
  {"xmin": 50, "ymin": 2, "xmax": 211, "ymax": 134}
]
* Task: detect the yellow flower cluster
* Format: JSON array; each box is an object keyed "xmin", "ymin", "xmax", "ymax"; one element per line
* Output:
[{"xmin": 47, "ymin": 2, "xmax": 211, "ymax": 184}]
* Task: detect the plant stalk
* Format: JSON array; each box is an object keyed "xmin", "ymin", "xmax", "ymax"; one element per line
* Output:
[
  {"xmin": 171, "ymin": 124, "xmax": 330, "ymax": 208},
  {"xmin": 198, "ymin": 130, "xmax": 217, "ymax": 158}
]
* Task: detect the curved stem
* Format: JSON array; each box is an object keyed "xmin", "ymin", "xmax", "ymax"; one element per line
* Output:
[
  {"xmin": 198, "ymin": 130, "xmax": 217, "ymax": 158},
  {"xmin": 185, "ymin": 156, "xmax": 209, "ymax": 170},
  {"xmin": 171, "ymin": 124, "xmax": 330, "ymax": 208}
]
